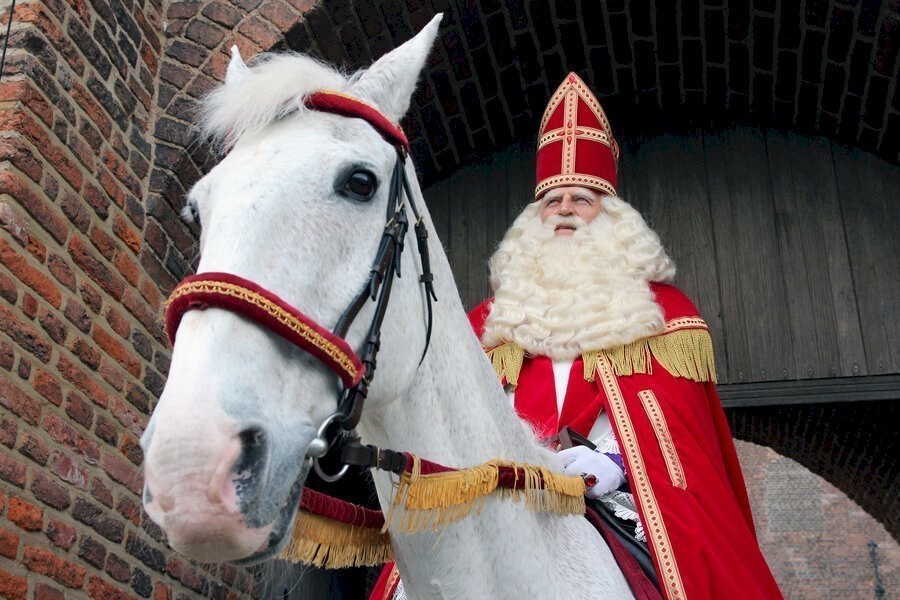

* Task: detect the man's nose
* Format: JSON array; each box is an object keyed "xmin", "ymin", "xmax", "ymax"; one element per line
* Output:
[{"xmin": 559, "ymin": 194, "xmax": 575, "ymax": 214}]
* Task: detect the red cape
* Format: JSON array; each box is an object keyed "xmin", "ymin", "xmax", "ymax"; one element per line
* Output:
[{"xmin": 468, "ymin": 283, "xmax": 782, "ymax": 600}]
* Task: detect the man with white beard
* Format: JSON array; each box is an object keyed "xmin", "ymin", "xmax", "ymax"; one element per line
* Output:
[{"xmin": 466, "ymin": 73, "xmax": 783, "ymax": 599}]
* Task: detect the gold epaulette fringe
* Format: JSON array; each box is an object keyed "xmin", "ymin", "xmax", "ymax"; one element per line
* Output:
[
  {"xmin": 384, "ymin": 456, "xmax": 586, "ymax": 535},
  {"xmin": 279, "ymin": 510, "xmax": 393, "ymax": 568},
  {"xmin": 487, "ymin": 327, "xmax": 717, "ymax": 386},
  {"xmin": 486, "ymin": 343, "xmax": 525, "ymax": 387},
  {"xmin": 583, "ymin": 328, "xmax": 717, "ymax": 383}
]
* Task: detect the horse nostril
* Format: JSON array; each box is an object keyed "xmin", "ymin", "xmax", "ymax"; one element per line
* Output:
[{"xmin": 233, "ymin": 426, "xmax": 268, "ymax": 504}]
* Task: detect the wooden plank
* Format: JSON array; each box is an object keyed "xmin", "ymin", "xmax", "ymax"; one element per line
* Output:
[
  {"xmin": 464, "ymin": 158, "xmax": 491, "ymax": 309},
  {"xmin": 447, "ymin": 169, "xmax": 470, "ymax": 307},
  {"xmin": 717, "ymin": 375, "xmax": 900, "ymax": 408},
  {"xmin": 422, "ymin": 176, "xmax": 451, "ymax": 261},
  {"xmin": 639, "ymin": 133, "xmax": 726, "ymax": 376},
  {"xmin": 833, "ymin": 145, "xmax": 900, "ymax": 374},
  {"xmin": 504, "ymin": 142, "xmax": 535, "ymax": 229},
  {"xmin": 704, "ymin": 127, "xmax": 794, "ymax": 383}
]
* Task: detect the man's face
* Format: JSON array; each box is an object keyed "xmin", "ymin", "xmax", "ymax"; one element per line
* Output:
[{"xmin": 538, "ymin": 186, "xmax": 603, "ymax": 236}]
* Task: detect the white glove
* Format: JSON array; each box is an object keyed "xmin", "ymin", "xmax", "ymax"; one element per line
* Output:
[{"xmin": 558, "ymin": 445, "xmax": 626, "ymax": 499}]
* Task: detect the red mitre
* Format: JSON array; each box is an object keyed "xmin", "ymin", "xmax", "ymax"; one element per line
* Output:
[{"xmin": 534, "ymin": 72, "xmax": 619, "ymax": 200}]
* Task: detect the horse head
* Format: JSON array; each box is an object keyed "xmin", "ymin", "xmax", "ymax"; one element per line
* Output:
[{"xmin": 140, "ymin": 16, "xmax": 442, "ymax": 564}]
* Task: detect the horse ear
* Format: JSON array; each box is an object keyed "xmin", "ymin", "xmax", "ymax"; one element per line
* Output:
[
  {"xmin": 351, "ymin": 14, "xmax": 443, "ymax": 122},
  {"xmin": 225, "ymin": 46, "xmax": 251, "ymax": 85}
]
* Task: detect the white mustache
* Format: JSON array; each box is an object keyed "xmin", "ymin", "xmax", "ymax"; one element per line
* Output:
[{"xmin": 545, "ymin": 215, "xmax": 584, "ymax": 230}]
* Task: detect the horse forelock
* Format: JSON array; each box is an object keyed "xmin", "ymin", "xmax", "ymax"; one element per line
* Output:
[{"xmin": 198, "ymin": 53, "xmax": 356, "ymax": 152}]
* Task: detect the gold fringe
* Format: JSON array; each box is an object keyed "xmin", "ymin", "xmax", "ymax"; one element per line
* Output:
[
  {"xmin": 648, "ymin": 328, "xmax": 717, "ymax": 383},
  {"xmin": 279, "ymin": 510, "xmax": 393, "ymax": 568},
  {"xmin": 385, "ymin": 457, "xmax": 586, "ymax": 535},
  {"xmin": 486, "ymin": 343, "xmax": 525, "ymax": 387},
  {"xmin": 582, "ymin": 328, "xmax": 717, "ymax": 383}
]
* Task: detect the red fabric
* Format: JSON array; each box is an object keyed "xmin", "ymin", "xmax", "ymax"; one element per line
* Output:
[
  {"xmin": 468, "ymin": 284, "xmax": 783, "ymax": 600},
  {"xmin": 370, "ymin": 562, "xmax": 400, "ymax": 600},
  {"xmin": 166, "ymin": 272, "xmax": 364, "ymax": 388},
  {"xmin": 300, "ymin": 488, "xmax": 384, "ymax": 529},
  {"xmin": 305, "ymin": 91, "xmax": 409, "ymax": 152}
]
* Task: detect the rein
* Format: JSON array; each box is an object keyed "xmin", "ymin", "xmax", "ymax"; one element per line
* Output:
[{"xmin": 166, "ymin": 90, "xmax": 436, "ymax": 482}]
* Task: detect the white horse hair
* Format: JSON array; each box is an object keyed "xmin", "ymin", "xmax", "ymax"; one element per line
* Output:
[{"xmin": 140, "ymin": 15, "xmax": 632, "ymax": 599}]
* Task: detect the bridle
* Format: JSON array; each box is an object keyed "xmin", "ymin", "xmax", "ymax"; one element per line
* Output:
[{"xmin": 166, "ymin": 90, "xmax": 436, "ymax": 482}]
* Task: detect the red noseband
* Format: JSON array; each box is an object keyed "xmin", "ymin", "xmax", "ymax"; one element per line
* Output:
[{"xmin": 165, "ymin": 273, "xmax": 365, "ymax": 388}]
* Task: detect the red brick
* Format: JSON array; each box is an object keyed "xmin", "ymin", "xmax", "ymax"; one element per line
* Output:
[
  {"xmin": 103, "ymin": 149, "xmax": 140, "ymax": 197},
  {"xmin": 89, "ymin": 226, "xmax": 117, "ymax": 262},
  {"xmin": 16, "ymin": 356, "xmax": 30, "ymax": 379},
  {"xmin": 33, "ymin": 368, "xmax": 62, "ymax": 405},
  {"xmin": 116, "ymin": 494, "xmax": 141, "ymax": 527},
  {"xmin": 46, "ymin": 253, "xmax": 75, "ymax": 291},
  {"xmin": 68, "ymin": 234, "xmax": 125, "ymax": 301},
  {"xmin": 71, "ymin": 336, "xmax": 101, "ymax": 370},
  {"xmin": 33, "ymin": 582, "xmax": 65, "ymax": 600},
  {"xmin": 11, "ymin": 3, "xmax": 83, "ymax": 76},
  {"xmin": 37, "ymin": 308, "xmax": 67, "ymax": 344},
  {"xmin": 21, "ymin": 292, "xmax": 37, "ymax": 319},
  {"xmin": 0, "ymin": 135, "xmax": 44, "ymax": 184},
  {"xmin": 0, "ymin": 377, "xmax": 42, "ymax": 425},
  {"xmin": 237, "ymin": 15, "xmax": 281, "ymax": 48},
  {"xmin": 93, "ymin": 326, "xmax": 142, "ymax": 377},
  {"xmin": 25, "ymin": 234, "xmax": 46, "ymax": 263},
  {"xmin": 82, "ymin": 181, "xmax": 110, "ymax": 219},
  {"xmin": 18, "ymin": 430, "xmax": 49, "ymax": 465},
  {"xmin": 0, "ymin": 169, "xmax": 69, "ymax": 245},
  {"xmin": 0, "ymin": 302, "xmax": 53, "ymax": 365},
  {"xmin": 166, "ymin": 556, "xmax": 207, "ymax": 593},
  {"xmin": 0, "ymin": 451, "xmax": 27, "ymax": 487},
  {"xmin": 122, "ymin": 287, "xmax": 159, "ymax": 339},
  {"xmin": 64, "ymin": 391, "xmax": 93, "ymax": 428},
  {"xmin": 0, "ymin": 79, "xmax": 53, "ymax": 129},
  {"xmin": 8, "ymin": 497, "xmax": 43, "ymax": 531},
  {"xmin": 115, "ymin": 250, "xmax": 140, "ymax": 286},
  {"xmin": 105, "ymin": 552, "xmax": 131, "ymax": 583},
  {"xmin": 0, "ymin": 527, "xmax": 19, "ymax": 559},
  {"xmin": 71, "ymin": 83, "xmax": 112, "ymax": 139},
  {"xmin": 62, "ymin": 298, "xmax": 92, "ymax": 334},
  {"xmin": 0, "ymin": 567, "xmax": 27, "ymax": 600},
  {"xmin": 137, "ymin": 277, "xmax": 163, "ymax": 313},
  {"xmin": 79, "ymin": 280, "xmax": 102, "ymax": 313},
  {"xmin": 0, "ymin": 418, "xmax": 16, "ymax": 448},
  {"xmin": 110, "ymin": 396, "xmax": 146, "ymax": 437},
  {"xmin": 260, "ymin": 0, "xmax": 300, "ymax": 31},
  {"xmin": 90, "ymin": 477, "xmax": 114, "ymax": 508},
  {"xmin": 0, "ymin": 237, "xmax": 63, "ymax": 308},
  {"xmin": 0, "ymin": 110, "xmax": 83, "ymax": 191},
  {"xmin": 119, "ymin": 434, "xmax": 143, "ymax": 466},
  {"xmin": 0, "ymin": 271, "xmax": 18, "ymax": 305},
  {"xmin": 88, "ymin": 575, "xmax": 132, "ymax": 600},
  {"xmin": 98, "ymin": 358, "xmax": 126, "ymax": 391},
  {"xmin": 101, "ymin": 450, "xmax": 142, "ymax": 495},
  {"xmin": 22, "ymin": 545, "xmax": 87, "ymax": 588},
  {"xmin": 67, "ymin": 130, "xmax": 96, "ymax": 172},
  {"xmin": 30, "ymin": 472, "xmax": 70, "ymax": 510},
  {"xmin": 42, "ymin": 412, "xmax": 100, "ymax": 465},
  {"xmin": 49, "ymin": 451, "xmax": 88, "ymax": 489},
  {"xmin": 56, "ymin": 353, "xmax": 111, "ymax": 409},
  {"xmin": 94, "ymin": 415, "xmax": 119, "ymax": 447},
  {"xmin": 98, "ymin": 167, "xmax": 126, "ymax": 209},
  {"xmin": 45, "ymin": 519, "xmax": 77, "ymax": 550},
  {"xmin": 104, "ymin": 306, "xmax": 131, "ymax": 339}
]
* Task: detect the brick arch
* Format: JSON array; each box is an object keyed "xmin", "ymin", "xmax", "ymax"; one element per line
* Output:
[{"xmin": 277, "ymin": 0, "xmax": 899, "ymax": 186}]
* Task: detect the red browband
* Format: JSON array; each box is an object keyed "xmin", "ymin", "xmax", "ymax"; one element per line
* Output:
[
  {"xmin": 165, "ymin": 273, "xmax": 365, "ymax": 388},
  {"xmin": 305, "ymin": 91, "xmax": 409, "ymax": 152}
]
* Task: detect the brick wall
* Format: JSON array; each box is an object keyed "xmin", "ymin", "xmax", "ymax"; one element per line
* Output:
[{"xmin": 0, "ymin": 0, "xmax": 290, "ymax": 597}]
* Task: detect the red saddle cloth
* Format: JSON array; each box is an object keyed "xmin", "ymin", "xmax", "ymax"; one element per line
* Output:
[{"xmin": 369, "ymin": 508, "xmax": 662, "ymax": 600}]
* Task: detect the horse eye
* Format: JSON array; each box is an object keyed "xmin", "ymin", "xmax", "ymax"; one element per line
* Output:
[{"xmin": 342, "ymin": 170, "xmax": 377, "ymax": 201}]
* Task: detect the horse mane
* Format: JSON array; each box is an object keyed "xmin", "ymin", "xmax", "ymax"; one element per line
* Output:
[{"xmin": 197, "ymin": 52, "xmax": 355, "ymax": 152}]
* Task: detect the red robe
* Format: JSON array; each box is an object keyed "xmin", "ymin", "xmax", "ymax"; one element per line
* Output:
[{"xmin": 468, "ymin": 283, "xmax": 782, "ymax": 600}]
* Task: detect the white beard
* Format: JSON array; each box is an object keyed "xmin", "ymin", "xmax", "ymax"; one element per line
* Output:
[{"xmin": 482, "ymin": 198, "xmax": 676, "ymax": 360}]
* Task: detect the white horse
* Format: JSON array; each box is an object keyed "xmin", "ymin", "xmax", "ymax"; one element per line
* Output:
[{"xmin": 140, "ymin": 15, "xmax": 632, "ymax": 599}]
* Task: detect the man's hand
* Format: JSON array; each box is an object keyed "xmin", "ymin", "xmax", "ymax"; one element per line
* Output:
[{"xmin": 558, "ymin": 445, "xmax": 625, "ymax": 499}]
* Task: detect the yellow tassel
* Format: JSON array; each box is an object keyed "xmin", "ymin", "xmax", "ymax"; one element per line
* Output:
[
  {"xmin": 486, "ymin": 343, "xmax": 524, "ymax": 387},
  {"xmin": 385, "ymin": 457, "xmax": 586, "ymax": 535},
  {"xmin": 279, "ymin": 510, "xmax": 393, "ymax": 568},
  {"xmin": 583, "ymin": 329, "xmax": 717, "ymax": 383},
  {"xmin": 649, "ymin": 328, "xmax": 717, "ymax": 383}
]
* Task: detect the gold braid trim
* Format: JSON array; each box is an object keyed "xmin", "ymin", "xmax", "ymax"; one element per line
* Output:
[
  {"xmin": 385, "ymin": 456, "xmax": 586, "ymax": 535},
  {"xmin": 169, "ymin": 280, "xmax": 360, "ymax": 382},
  {"xmin": 486, "ymin": 343, "xmax": 525, "ymax": 387},
  {"xmin": 279, "ymin": 510, "xmax": 393, "ymax": 568}
]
